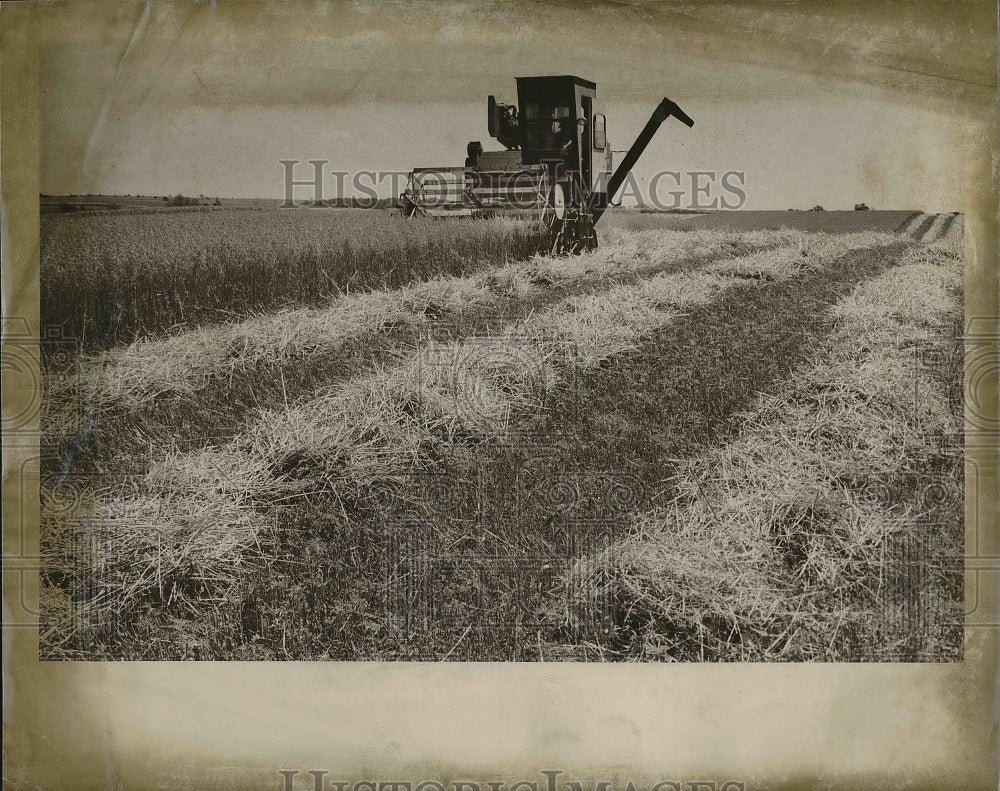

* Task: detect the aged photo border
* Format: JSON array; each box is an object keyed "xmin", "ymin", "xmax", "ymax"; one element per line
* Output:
[{"xmin": 3, "ymin": 2, "xmax": 997, "ymax": 788}]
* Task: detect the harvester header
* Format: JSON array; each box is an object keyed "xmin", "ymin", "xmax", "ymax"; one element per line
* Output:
[{"xmin": 402, "ymin": 75, "xmax": 693, "ymax": 253}]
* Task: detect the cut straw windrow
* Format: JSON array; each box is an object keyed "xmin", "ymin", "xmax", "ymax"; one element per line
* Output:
[
  {"xmin": 560, "ymin": 241, "xmax": 963, "ymax": 661},
  {"xmin": 41, "ymin": 229, "xmax": 906, "ymax": 645},
  {"xmin": 45, "ymin": 228, "xmax": 805, "ymax": 421}
]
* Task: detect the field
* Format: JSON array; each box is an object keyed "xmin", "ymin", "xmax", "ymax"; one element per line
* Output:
[
  {"xmin": 39, "ymin": 205, "xmax": 964, "ymax": 660},
  {"xmin": 41, "ymin": 208, "xmax": 547, "ymax": 348},
  {"xmin": 604, "ymin": 208, "xmax": 929, "ymax": 233}
]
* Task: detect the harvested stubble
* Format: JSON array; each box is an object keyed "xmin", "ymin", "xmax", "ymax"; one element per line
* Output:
[
  {"xmin": 560, "ymin": 242, "xmax": 963, "ymax": 661},
  {"xmin": 44, "ymin": 228, "xmax": 800, "ymax": 418},
  {"xmin": 41, "ymin": 463, "xmax": 264, "ymax": 652},
  {"xmin": 40, "ymin": 230, "xmax": 903, "ymax": 651},
  {"xmin": 252, "ymin": 230, "xmax": 886, "ymax": 476},
  {"xmin": 524, "ymin": 231, "xmax": 897, "ymax": 366}
]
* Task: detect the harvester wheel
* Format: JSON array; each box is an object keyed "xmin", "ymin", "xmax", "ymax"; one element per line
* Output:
[
  {"xmin": 540, "ymin": 184, "xmax": 568, "ymax": 254},
  {"xmin": 554, "ymin": 207, "xmax": 595, "ymax": 255},
  {"xmin": 402, "ymin": 197, "xmax": 421, "ymax": 218},
  {"xmin": 539, "ymin": 184, "xmax": 565, "ymax": 229}
]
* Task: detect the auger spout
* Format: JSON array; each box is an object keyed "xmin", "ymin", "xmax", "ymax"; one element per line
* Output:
[{"xmin": 590, "ymin": 97, "xmax": 694, "ymax": 225}]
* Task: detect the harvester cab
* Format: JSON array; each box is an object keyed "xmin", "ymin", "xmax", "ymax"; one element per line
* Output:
[{"xmin": 401, "ymin": 75, "xmax": 693, "ymax": 254}]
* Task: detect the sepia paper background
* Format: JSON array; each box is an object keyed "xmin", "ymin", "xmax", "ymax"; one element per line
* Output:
[{"xmin": 3, "ymin": 1, "xmax": 997, "ymax": 788}]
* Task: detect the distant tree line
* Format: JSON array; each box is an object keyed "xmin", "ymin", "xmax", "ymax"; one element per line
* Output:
[{"xmin": 165, "ymin": 194, "xmax": 222, "ymax": 206}]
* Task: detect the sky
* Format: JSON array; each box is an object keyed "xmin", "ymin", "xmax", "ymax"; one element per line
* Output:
[{"xmin": 36, "ymin": 1, "xmax": 991, "ymax": 211}]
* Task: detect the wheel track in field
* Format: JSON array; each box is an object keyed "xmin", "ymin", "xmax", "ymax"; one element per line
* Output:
[
  {"xmin": 894, "ymin": 211, "xmax": 923, "ymax": 234},
  {"xmin": 935, "ymin": 212, "xmax": 964, "ymax": 244},
  {"xmin": 897, "ymin": 211, "xmax": 963, "ymax": 243}
]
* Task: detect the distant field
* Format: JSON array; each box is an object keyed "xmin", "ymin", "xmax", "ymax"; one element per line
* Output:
[
  {"xmin": 41, "ymin": 194, "xmax": 232, "ymax": 214},
  {"xmin": 41, "ymin": 195, "xmax": 387, "ymax": 214},
  {"xmin": 602, "ymin": 209, "xmax": 927, "ymax": 233}
]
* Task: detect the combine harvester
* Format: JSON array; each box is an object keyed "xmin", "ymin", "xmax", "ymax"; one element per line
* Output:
[{"xmin": 401, "ymin": 75, "xmax": 694, "ymax": 254}]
